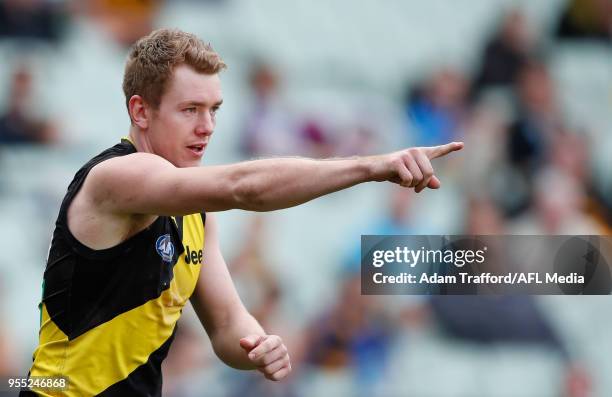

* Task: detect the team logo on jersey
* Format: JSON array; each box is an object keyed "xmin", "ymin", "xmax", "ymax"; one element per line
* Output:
[{"xmin": 155, "ymin": 234, "xmax": 175, "ymax": 262}]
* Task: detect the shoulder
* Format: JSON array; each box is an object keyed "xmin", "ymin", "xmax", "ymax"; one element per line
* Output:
[
  {"xmin": 84, "ymin": 153, "xmax": 175, "ymax": 203},
  {"xmin": 88, "ymin": 152, "xmax": 173, "ymax": 181}
]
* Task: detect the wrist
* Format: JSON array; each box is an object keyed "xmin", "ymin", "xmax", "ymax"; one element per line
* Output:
[{"xmin": 360, "ymin": 154, "xmax": 386, "ymax": 182}]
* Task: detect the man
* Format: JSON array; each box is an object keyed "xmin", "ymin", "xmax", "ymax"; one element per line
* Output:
[{"xmin": 22, "ymin": 28, "xmax": 463, "ymax": 396}]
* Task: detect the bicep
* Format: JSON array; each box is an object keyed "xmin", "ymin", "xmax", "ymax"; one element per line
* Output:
[
  {"xmin": 190, "ymin": 214, "xmax": 247, "ymax": 335},
  {"xmin": 85, "ymin": 153, "xmax": 238, "ymax": 216}
]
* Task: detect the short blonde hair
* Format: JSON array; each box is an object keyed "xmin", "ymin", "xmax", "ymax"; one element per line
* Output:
[{"xmin": 122, "ymin": 28, "xmax": 226, "ymax": 113}]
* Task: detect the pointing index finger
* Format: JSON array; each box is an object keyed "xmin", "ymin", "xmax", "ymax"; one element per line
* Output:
[{"xmin": 425, "ymin": 141, "xmax": 464, "ymax": 160}]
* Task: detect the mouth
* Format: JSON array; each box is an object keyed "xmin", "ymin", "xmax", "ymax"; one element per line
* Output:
[{"xmin": 187, "ymin": 143, "xmax": 206, "ymax": 156}]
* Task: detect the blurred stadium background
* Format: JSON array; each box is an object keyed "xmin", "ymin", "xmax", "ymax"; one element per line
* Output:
[{"xmin": 1, "ymin": 0, "xmax": 611, "ymax": 396}]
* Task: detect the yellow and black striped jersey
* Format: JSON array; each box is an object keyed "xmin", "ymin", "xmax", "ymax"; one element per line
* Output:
[{"xmin": 21, "ymin": 139, "xmax": 205, "ymax": 396}]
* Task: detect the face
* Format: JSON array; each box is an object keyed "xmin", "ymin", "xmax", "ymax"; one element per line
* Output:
[{"xmin": 146, "ymin": 64, "xmax": 223, "ymax": 167}]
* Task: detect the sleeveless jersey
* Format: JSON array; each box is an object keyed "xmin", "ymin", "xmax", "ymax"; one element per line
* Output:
[{"xmin": 22, "ymin": 139, "xmax": 205, "ymax": 396}]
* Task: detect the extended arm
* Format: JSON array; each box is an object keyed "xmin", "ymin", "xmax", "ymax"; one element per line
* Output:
[{"xmin": 85, "ymin": 142, "xmax": 463, "ymax": 216}]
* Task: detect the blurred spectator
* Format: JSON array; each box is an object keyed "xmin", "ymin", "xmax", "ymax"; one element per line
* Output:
[
  {"xmin": 364, "ymin": 186, "xmax": 416, "ymax": 236},
  {"xmin": 241, "ymin": 62, "xmax": 298, "ymax": 157},
  {"xmin": 508, "ymin": 167, "xmax": 601, "ymax": 235},
  {"xmin": 0, "ymin": 0, "xmax": 67, "ymax": 43},
  {"xmin": 460, "ymin": 95, "xmax": 512, "ymax": 199},
  {"xmin": 508, "ymin": 61, "xmax": 558, "ymax": 172},
  {"xmin": 430, "ymin": 296, "xmax": 566, "ymax": 350},
  {"xmin": 556, "ymin": 0, "xmax": 612, "ymax": 42},
  {"xmin": 0, "ymin": 63, "xmax": 58, "ymax": 144},
  {"xmin": 78, "ymin": 0, "xmax": 163, "ymax": 47},
  {"xmin": 473, "ymin": 9, "xmax": 535, "ymax": 96},
  {"xmin": 302, "ymin": 275, "xmax": 393, "ymax": 395},
  {"xmin": 343, "ymin": 187, "xmax": 417, "ymax": 274},
  {"xmin": 461, "ymin": 196, "xmax": 508, "ymax": 289},
  {"xmin": 229, "ymin": 216, "xmax": 282, "ymax": 330},
  {"xmin": 429, "ymin": 295, "xmax": 591, "ymax": 397},
  {"xmin": 404, "ymin": 67, "xmax": 469, "ymax": 147},
  {"xmin": 503, "ymin": 61, "xmax": 590, "ymax": 216},
  {"xmin": 241, "ymin": 62, "xmax": 335, "ymax": 158},
  {"xmin": 331, "ymin": 120, "xmax": 378, "ymax": 157},
  {"xmin": 550, "ymin": 128, "xmax": 590, "ymax": 183},
  {"xmin": 465, "ymin": 196, "xmax": 506, "ymax": 235}
]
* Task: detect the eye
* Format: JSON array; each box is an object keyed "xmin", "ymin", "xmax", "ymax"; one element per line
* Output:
[
  {"xmin": 211, "ymin": 106, "xmax": 220, "ymax": 115},
  {"xmin": 183, "ymin": 107, "xmax": 197, "ymax": 114}
]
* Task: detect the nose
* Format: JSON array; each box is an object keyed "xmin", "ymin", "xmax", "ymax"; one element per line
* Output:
[{"xmin": 195, "ymin": 111, "xmax": 214, "ymax": 136}]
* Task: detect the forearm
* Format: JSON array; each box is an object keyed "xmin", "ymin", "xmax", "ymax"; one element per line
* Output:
[
  {"xmin": 209, "ymin": 310, "xmax": 265, "ymax": 370},
  {"xmin": 223, "ymin": 156, "xmax": 375, "ymax": 211}
]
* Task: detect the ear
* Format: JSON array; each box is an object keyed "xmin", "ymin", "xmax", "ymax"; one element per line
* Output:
[{"xmin": 128, "ymin": 95, "xmax": 149, "ymax": 129}]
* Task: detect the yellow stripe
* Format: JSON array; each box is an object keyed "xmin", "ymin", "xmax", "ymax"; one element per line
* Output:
[
  {"xmin": 121, "ymin": 135, "xmax": 135, "ymax": 145},
  {"xmin": 30, "ymin": 213, "xmax": 204, "ymax": 396}
]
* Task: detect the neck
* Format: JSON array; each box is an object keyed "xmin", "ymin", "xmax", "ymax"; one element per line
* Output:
[{"xmin": 128, "ymin": 126, "xmax": 154, "ymax": 154}]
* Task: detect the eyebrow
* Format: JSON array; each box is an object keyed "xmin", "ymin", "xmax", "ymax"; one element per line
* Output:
[{"xmin": 179, "ymin": 99, "xmax": 223, "ymax": 108}]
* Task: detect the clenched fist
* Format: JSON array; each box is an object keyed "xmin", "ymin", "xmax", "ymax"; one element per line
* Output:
[
  {"xmin": 240, "ymin": 334, "xmax": 292, "ymax": 381},
  {"xmin": 370, "ymin": 141, "xmax": 464, "ymax": 193}
]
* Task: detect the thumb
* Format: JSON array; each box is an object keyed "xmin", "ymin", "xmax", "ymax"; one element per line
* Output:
[
  {"xmin": 427, "ymin": 175, "xmax": 441, "ymax": 189},
  {"xmin": 240, "ymin": 334, "xmax": 264, "ymax": 352}
]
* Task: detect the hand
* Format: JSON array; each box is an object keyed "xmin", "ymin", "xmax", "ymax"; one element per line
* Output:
[
  {"xmin": 372, "ymin": 141, "xmax": 464, "ymax": 193},
  {"xmin": 240, "ymin": 334, "xmax": 292, "ymax": 381}
]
